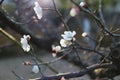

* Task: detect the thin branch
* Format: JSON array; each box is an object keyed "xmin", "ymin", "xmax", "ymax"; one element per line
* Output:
[
  {"xmin": 75, "ymin": 40, "xmax": 106, "ymax": 58},
  {"xmin": 73, "ymin": 46, "xmax": 86, "ymax": 69},
  {"xmin": 0, "ymin": 27, "xmax": 21, "ymax": 47},
  {"xmin": 52, "ymin": 0, "xmax": 70, "ymax": 31},
  {"xmin": 12, "ymin": 70, "xmax": 25, "ymax": 80},
  {"xmin": 95, "ymin": 34, "xmax": 104, "ymax": 50},
  {"xmin": 24, "ymin": 49, "xmax": 72, "ymax": 66},
  {"xmin": 35, "ymin": 63, "xmax": 113, "ymax": 80},
  {"xmin": 98, "ymin": 0, "xmax": 105, "ymax": 24},
  {"xmin": 29, "ymin": 49, "xmax": 58, "ymax": 74}
]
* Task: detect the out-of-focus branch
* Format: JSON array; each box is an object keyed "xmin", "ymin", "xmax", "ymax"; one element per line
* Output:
[
  {"xmin": 34, "ymin": 63, "xmax": 113, "ymax": 80},
  {"xmin": 52, "ymin": 0, "xmax": 70, "ymax": 31},
  {"xmin": 75, "ymin": 41, "xmax": 106, "ymax": 58},
  {"xmin": 0, "ymin": 8, "xmax": 54, "ymax": 51},
  {"xmin": 12, "ymin": 70, "xmax": 25, "ymax": 80},
  {"xmin": 0, "ymin": 27, "xmax": 21, "ymax": 47},
  {"xmin": 0, "ymin": 0, "xmax": 4, "ymax": 5},
  {"xmin": 95, "ymin": 34, "xmax": 104, "ymax": 50},
  {"xmin": 98, "ymin": 0, "xmax": 105, "ymax": 24},
  {"xmin": 73, "ymin": 46, "xmax": 86, "ymax": 69}
]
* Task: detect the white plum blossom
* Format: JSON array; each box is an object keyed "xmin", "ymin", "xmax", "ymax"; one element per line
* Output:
[
  {"xmin": 60, "ymin": 31, "xmax": 76, "ymax": 47},
  {"xmin": 79, "ymin": 2, "xmax": 87, "ymax": 7},
  {"xmin": 82, "ymin": 32, "xmax": 89, "ymax": 37},
  {"xmin": 60, "ymin": 39, "xmax": 72, "ymax": 47},
  {"xmin": 69, "ymin": 7, "xmax": 80, "ymax": 17},
  {"xmin": 52, "ymin": 45, "xmax": 61, "ymax": 57},
  {"xmin": 32, "ymin": 65, "xmax": 39, "ymax": 73},
  {"xmin": 61, "ymin": 77, "xmax": 66, "ymax": 80},
  {"xmin": 33, "ymin": 2, "xmax": 42, "ymax": 19},
  {"xmin": 52, "ymin": 53, "xmax": 57, "ymax": 57},
  {"xmin": 70, "ymin": 8, "xmax": 77, "ymax": 17},
  {"xmin": 61, "ymin": 31, "xmax": 76, "ymax": 41},
  {"xmin": 20, "ymin": 35, "xmax": 30, "ymax": 52}
]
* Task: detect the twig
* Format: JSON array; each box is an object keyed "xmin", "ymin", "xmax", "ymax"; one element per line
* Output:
[
  {"xmin": 75, "ymin": 40, "xmax": 106, "ymax": 58},
  {"xmin": 0, "ymin": 27, "xmax": 21, "ymax": 47},
  {"xmin": 29, "ymin": 46, "xmax": 58, "ymax": 74},
  {"xmin": 38, "ymin": 50, "xmax": 71, "ymax": 65},
  {"xmin": 95, "ymin": 34, "xmax": 104, "ymax": 50},
  {"xmin": 73, "ymin": 46, "xmax": 86, "ymax": 69},
  {"xmin": 52, "ymin": 0, "xmax": 70, "ymax": 31},
  {"xmin": 24, "ymin": 49, "xmax": 72, "ymax": 66},
  {"xmin": 12, "ymin": 70, "xmax": 25, "ymax": 80},
  {"xmin": 35, "ymin": 63, "xmax": 113, "ymax": 80},
  {"xmin": 98, "ymin": 0, "xmax": 105, "ymax": 24}
]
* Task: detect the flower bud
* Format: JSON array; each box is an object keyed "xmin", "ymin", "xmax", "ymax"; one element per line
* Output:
[
  {"xmin": 23, "ymin": 61, "xmax": 32, "ymax": 65},
  {"xmin": 52, "ymin": 45, "xmax": 61, "ymax": 57},
  {"xmin": 70, "ymin": 7, "xmax": 80, "ymax": 17},
  {"xmin": 82, "ymin": 32, "xmax": 89, "ymax": 37},
  {"xmin": 61, "ymin": 77, "xmax": 66, "ymax": 80},
  {"xmin": 52, "ymin": 53, "xmax": 57, "ymax": 57},
  {"xmin": 79, "ymin": 2, "xmax": 87, "ymax": 8}
]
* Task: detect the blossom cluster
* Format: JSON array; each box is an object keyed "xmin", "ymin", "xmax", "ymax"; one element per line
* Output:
[
  {"xmin": 52, "ymin": 31, "xmax": 76, "ymax": 57},
  {"xmin": 20, "ymin": 1, "xmax": 89, "ymax": 74}
]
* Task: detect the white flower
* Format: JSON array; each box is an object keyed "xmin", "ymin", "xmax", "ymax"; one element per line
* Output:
[
  {"xmin": 61, "ymin": 31, "xmax": 76, "ymax": 41},
  {"xmin": 20, "ymin": 35, "xmax": 30, "ymax": 52},
  {"xmin": 70, "ymin": 8, "xmax": 77, "ymax": 17},
  {"xmin": 61, "ymin": 77, "xmax": 66, "ymax": 80},
  {"xmin": 60, "ymin": 39, "xmax": 72, "ymax": 47},
  {"xmin": 52, "ymin": 53, "xmax": 57, "ymax": 57},
  {"xmin": 52, "ymin": 45, "xmax": 61, "ymax": 57},
  {"xmin": 33, "ymin": 2, "xmax": 42, "ymax": 19},
  {"xmin": 32, "ymin": 65, "xmax": 39, "ymax": 73},
  {"xmin": 79, "ymin": 2, "xmax": 86, "ymax": 7},
  {"xmin": 82, "ymin": 32, "xmax": 89, "ymax": 37},
  {"xmin": 52, "ymin": 45, "xmax": 61, "ymax": 53}
]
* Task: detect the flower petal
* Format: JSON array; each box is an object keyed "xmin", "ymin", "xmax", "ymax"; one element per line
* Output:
[
  {"xmin": 20, "ymin": 35, "xmax": 31, "ymax": 52},
  {"xmin": 32, "ymin": 65, "xmax": 39, "ymax": 73},
  {"xmin": 60, "ymin": 39, "xmax": 72, "ymax": 47},
  {"xmin": 34, "ymin": 2, "xmax": 42, "ymax": 19}
]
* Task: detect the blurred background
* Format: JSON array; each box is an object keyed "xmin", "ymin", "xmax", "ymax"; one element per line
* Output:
[{"xmin": 0, "ymin": 0, "xmax": 120, "ymax": 80}]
